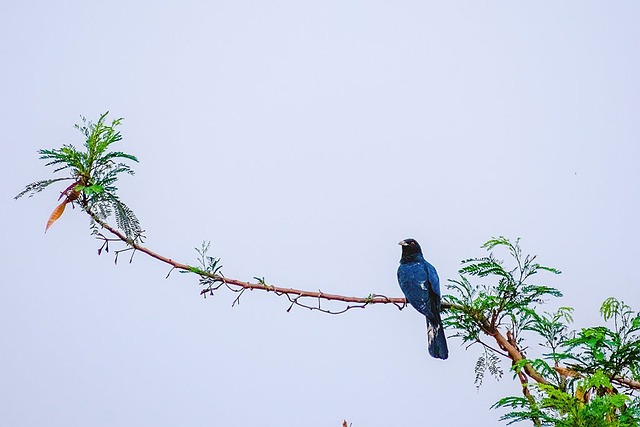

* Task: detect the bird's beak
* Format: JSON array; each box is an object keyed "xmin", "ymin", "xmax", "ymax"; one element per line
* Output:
[{"xmin": 399, "ymin": 240, "xmax": 408, "ymax": 246}]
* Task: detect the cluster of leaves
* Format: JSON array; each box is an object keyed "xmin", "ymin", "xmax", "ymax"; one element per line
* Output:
[
  {"xmin": 187, "ymin": 241, "xmax": 226, "ymax": 294},
  {"xmin": 495, "ymin": 371, "xmax": 638, "ymax": 427},
  {"xmin": 443, "ymin": 237, "xmax": 562, "ymax": 386},
  {"xmin": 15, "ymin": 112, "xmax": 142, "ymax": 241},
  {"xmin": 443, "ymin": 237, "xmax": 640, "ymax": 426},
  {"xmin": 495, "ymin": 298, "xmax": 640, "ymax": 426},
  {"xmin": 564, "ymin": 298, "xmax": 640, "ymax": 388},
  {"xmin": 475, "ymin": 346, "xmax": 504, "ymax": 388}
]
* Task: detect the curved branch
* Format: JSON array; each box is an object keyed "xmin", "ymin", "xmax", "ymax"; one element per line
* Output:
[
  {"xmin": 447, "ymin": 304, "xmax": 550, "ymax": 385},
  {"xmin": 85, "ymin": 205, "xmax": 413, "ymax": 308}
]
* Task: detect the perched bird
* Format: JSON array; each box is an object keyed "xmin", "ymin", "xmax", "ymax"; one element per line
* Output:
[{"xmin": 397, "ymin": 238, "xmax": 449, "ymax": 359}]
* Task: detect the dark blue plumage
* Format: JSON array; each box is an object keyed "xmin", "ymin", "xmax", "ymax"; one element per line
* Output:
[{"xmin": 397, "ymin": 238, "xmax": 449, "ymax": 359}]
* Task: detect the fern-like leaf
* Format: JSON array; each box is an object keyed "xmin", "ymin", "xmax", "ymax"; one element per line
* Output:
[
  {"xmin": 14, "ymin": 178, "xmax": 72, "ymax": 199},
  {"xmin": 112, "ymin": 199, "xmax": 142, "ymax": 242}
]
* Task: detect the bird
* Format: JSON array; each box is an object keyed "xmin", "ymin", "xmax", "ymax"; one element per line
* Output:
[{"xmin": 397, "ymin": 238, "xmax": 449, "ymax": 359}]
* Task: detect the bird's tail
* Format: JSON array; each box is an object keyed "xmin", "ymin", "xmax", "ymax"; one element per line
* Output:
[{"xmin": 426, "ymin": 319, "xmax": 449, "ymax": 360}]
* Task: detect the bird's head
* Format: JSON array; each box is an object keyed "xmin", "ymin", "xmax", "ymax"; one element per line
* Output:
[{"xmin": 399, "ymin": 238, "xmax": 423, "ymax": 261}]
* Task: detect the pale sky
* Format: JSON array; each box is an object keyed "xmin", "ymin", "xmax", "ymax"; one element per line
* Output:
[{"xmin": 3, "ymin": 1, "xmax": 640, "ymax": 426}]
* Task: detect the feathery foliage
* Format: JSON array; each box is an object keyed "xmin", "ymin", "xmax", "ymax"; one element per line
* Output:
[
  {"xmin": 443, "ymin": 238, "xmax": 640, "ymax": 426},
  {"xmin": 475, "ymin": 347, "xmax": 504, "ymax": 388},
  {"xmin": 495, "ymin": 368, "xmax": 640, "ymax": 426},
  {"xmin": 14, "ymin": 178, "xmax": 74, "ymax": 199},
  {"xmin": 563, "ymin": 298, "xmax": 640, "ymax": 391},
  {"xmin": 443, "ymin": 237, "xmax": 562, "ymax": 387},
  {"xmin": 16, "ymin": 112, "xmax": 142, "ymax": 241}
]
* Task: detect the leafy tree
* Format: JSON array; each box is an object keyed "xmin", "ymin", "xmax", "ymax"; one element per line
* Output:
[
  {"xmin": 16, "ymin": 113, "xmax": 640, "ymax": 426},
  {"xmin": 442, "ymin": 238, "xmax": 640, "ymax": 426}
]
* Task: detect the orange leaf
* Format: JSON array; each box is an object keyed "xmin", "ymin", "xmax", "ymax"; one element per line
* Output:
[{"xmin": 45, "ymin": 200, "xmax": 67, "ymax": 233}]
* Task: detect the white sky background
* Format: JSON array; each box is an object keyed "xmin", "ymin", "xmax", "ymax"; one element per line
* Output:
[{"xmin": 2, "ymin": 1, "xmax": 639, "ymax": 426}]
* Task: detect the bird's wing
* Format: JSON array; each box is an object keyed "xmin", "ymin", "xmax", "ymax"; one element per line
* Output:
[
  {"xmin": 425, "ymin": 262, "xmax": 441, "ymax": 297},
  {"xmin": 425, "ymin": 262, "xmax": 442, "ymax": 319}
]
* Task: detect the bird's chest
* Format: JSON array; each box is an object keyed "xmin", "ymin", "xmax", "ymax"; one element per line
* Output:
[{"xmin": 397, "ymin": 262, "xmax": 429, "ymax": 296}]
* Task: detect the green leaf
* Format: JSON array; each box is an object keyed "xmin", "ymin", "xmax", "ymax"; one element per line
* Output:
[{"xmin": 82, "ymin": 184, "xmax": 104, "ymax": 195}]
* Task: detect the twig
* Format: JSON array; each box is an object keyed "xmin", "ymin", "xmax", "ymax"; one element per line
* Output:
[{"xmin": 472, "ymin": 338, "xmax": 509, "ymax": 358}]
